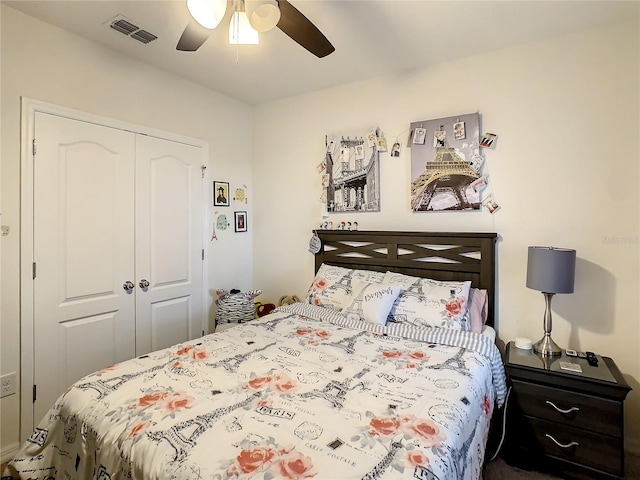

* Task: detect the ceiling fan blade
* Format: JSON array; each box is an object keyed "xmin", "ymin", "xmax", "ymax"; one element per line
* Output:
[
  {"xmin": 177, "ymin": 21, "xmax": 211, "ymax": 51},
  {"xmin": 276, "ymin": 1, "xmax": 335, "ymax": 58}
]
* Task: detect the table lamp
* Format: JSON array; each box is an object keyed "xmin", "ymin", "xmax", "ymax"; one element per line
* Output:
[{"xmin": 526, "ymin": 246, "xmax": 576, "ymax": 357}]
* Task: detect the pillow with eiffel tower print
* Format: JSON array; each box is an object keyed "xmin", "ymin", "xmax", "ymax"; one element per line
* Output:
[
  {"xmin": 305, "ymin": 264, "xmax": 385, "ymax": 311},
  {"xmin": 383, "ymin": 272, "xmax": 471, "ymax": 331}
]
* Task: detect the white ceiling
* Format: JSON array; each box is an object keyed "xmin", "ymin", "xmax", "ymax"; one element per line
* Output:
[{"xmin": 4, "ymin": 0, "xmax": 638, "ymax": 105}]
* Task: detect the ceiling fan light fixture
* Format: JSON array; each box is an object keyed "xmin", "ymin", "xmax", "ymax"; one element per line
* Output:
[
  {"xmin": 229, "ymin": 0, "xmax": 259, "ymax": 45},
  {"xmin": 187, "ymin": 0, "xmax": 227, "ymax": 29},
  {"xmin": 249, "ymin": 3, "xmax": 281, "ymax": 32}
]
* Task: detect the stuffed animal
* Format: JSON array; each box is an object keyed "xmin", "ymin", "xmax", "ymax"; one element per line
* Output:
[
  {"xmin": 278, "ymin": 295, "xmax": 301, "ymax": 306},
  {"xmin": 215, "ymin": 289, "xmax": 261, "ymax": 325},
  {"xmin": 255, "ymin": 302, "xmax": 276, "ymax": 317}
]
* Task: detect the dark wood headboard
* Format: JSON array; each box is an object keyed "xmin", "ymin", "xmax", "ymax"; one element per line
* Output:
[{"xmin": 314, "ymin": 230, "xmax": 498, "ymax": 327}]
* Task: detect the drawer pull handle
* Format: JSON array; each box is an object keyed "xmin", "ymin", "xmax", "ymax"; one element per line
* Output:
[
  {"xmin": 545, "ymin": 434, "xmax": 579, "ymax": 449},
  {"xmin": 545, "ymin": 401, "xmax": 579, "ymax": 415}
]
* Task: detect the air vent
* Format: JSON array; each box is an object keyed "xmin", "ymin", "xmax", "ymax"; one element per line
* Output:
[
  {"xmin": 131, "ymin": 30, "xmax": 158, "ymax": 44},
  {"xmin": 106, "ymin": 15, "xmax": 158, "ymax": 45}
]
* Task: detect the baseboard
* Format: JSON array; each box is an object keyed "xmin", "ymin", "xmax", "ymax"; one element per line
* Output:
[{"xmin": 1, "ymin": 442, "xmax": 20, "ymax": 464}]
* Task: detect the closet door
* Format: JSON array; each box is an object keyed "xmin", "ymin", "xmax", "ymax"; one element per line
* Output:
[
  {"xmin": 134, "ymin": 135, "xmax": 204, "ymax": 355},
  {"xmin": 33, "ymin": 112, "xmax": 136, "ymax": 424}
]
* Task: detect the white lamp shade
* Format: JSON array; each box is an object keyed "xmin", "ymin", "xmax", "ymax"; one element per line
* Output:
[
  {"xmin": 250, "ymin": 3, "xmax": 281, "ymax": 32},
  {"xmin": 229, "ymin": 10, "xmax": 259, "ymax": 44},
  {"xmin": 526, "ymin": 246, "xmax": 576, "ymax": 294},
  {"xmin": 187, "ymin": 0, "xmax": 227, "ymax": 29}
]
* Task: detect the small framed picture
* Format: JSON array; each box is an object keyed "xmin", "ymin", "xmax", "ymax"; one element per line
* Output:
[
  {"xmin": 234, "ymin": 211, "xmax": 247, "ymax": 232},
  {"xmin": 453, "ymin": 121, "xmax": 466, "ymax": 140},
  {"xmin": 412, "ymin": 127, "xmax": 426, "ymax": 145},
  {"xmin": 433, "ymin": 130, "xmax": 446, "ymax": 147},
  {"xmin": 480, "ymin": 133, "xmax": 498, "ymax": 148},
  {"xmin": 214, "ymin": 181, "xmax": 230, "ymax": 207}
]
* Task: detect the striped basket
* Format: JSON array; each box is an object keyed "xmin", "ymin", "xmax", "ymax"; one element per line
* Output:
[{"xmin": 215, "ymin": 289, "xmax": 262, "ymax": 325}]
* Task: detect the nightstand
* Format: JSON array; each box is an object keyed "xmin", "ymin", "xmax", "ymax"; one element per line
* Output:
[{"xmin": 502, "ymin": 341, "xmax": 631, "ymax": 480}]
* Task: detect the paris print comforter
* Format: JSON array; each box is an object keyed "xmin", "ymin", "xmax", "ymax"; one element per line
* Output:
[{"xmin": 4, "ymin": 303, "xmax": 506, "ymax": 480}]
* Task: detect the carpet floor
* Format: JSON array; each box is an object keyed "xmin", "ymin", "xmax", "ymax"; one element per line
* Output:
[{"xmin": 484, "ymin": 451, "xmax": 640, "ymax": 479}]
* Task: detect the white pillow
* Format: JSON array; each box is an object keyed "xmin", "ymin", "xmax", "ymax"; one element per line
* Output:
[
  {"xmin": 383, "ymin": 272, "xmax": 471, "ymax": 331},
  {"xmin": 342, "ymin": 279, "xmax": 402, "ymax": 325},
  {"xmin": 306, "ymin": 264, "xmax": 385, "ymax": 311}
]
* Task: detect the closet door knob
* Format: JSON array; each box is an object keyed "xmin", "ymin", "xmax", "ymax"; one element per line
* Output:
[
  {"xmin": 139, "ymin": 279, "xmax": 150, "ymax": 288},
  {"xmin": 123, "ymin": 281, "xmax": 135, "ymax": 292}
]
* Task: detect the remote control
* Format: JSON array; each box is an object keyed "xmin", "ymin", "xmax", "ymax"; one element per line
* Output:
[
  {"xmin": 565, "ymin": 349, "xmax": 577, "ymax": 357},
  {"xmin": 586, "ymin": 351, "xmax": 598, "ymax": 366},
  {"xmin": 577, "ymin": 351, "xmax": 587, "ymax": 358}
]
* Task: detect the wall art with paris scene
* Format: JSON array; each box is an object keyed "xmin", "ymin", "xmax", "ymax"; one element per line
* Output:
[{"xmin": 410, "ymin": 112, "xmax": 484, "ymax": 211}]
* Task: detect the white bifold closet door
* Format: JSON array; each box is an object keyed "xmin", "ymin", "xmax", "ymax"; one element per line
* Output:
[{"xmin": 32, "ymin": 112, "xmax": 203, "ymax": 426}]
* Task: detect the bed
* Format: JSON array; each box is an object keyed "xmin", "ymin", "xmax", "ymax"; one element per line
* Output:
[{"xmin": 4, "ymin": 231, "xmax": 505, "ymax": 480}]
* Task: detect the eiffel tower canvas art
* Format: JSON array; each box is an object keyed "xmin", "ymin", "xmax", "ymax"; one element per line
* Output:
[{"xmin": 410, "ymin": 112, "xmax": 483, "ymax": 212}]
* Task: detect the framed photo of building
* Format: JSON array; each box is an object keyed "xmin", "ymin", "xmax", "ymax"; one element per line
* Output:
[
  {"xmin": 323, "ymin": 131, "xmax": 381, "ymax": 213},
  {"xmin": 214, "ymin": 181, "xmax": 230, "ymax": 207},
  {"xmin": 234, "ymin": 211, "xmax": 247, "ymax": 232}
]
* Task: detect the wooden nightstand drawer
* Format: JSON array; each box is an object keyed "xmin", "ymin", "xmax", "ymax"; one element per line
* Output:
[
  {"xmin": 511, "ymin": 379, "xmax": 622, "ymax": 437},
  {"xmin": 525, "ymin": 416, "xmax": 623, "ymax": 476}
]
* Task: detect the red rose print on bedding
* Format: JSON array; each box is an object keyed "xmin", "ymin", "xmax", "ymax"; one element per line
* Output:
[
  {"xmin": 352, "ymin": 411, "xmax": 445, "ymax": 472},
  {"xmin": 129, "ymin": 389, "xmax": 194, "ymax": 417},
  {"xmin": 245, "ymin": 375, "xmax": 273, "ymax": 390},
  {"xmin": 306, "ymin": 277, "xmax": 328, "ymax": 306},
  {"xmin": 444, "ymin": 297, "xmax": 465, "ymax": 317},
  {"xmin": 127, "ymin": 421, "xmax": 149, "ymax": 439},
  {"xmin": 377, "ymin": 349, "xmax": 431, "ymax": 371},
  {"xmin": 233, "ymin": 446, "xmax": 276, "ymax": 474},
  {"xmin": 410, "ymin": 418, "xmax": 445, "ymax": 447},
  {"xmin": 164, "ymin": 392, "xmax": 193, "ymax": 413},
  {"xmin": 407, "ymin": 450, "xmax": 429, "ymax": 467},
  {"xmin": 242, "ymin": 372, "xmax": 298, "ymax": 395},
  {"xmin": 277, "ymin": 450, "xmax": 317, "ymax": 479},
  {"xmin": 312, "ymin": 278, "xmax": 327, "ymax": 291},
  {"xmin": 369, "ymin": 416, "xmax": 401, "ymax": 436},
  {"xmin": 175, "ymin": 344, "xmax": 208, "ymax": 361},
  {"xmin": 294, "ymin": 328, "xmax": 331, "ymax": 345},
  {"xmin": 224, "ymin": 444, "xmax": 316, "ymax": 479},
  {"xmin": 135, "ymin": 391, "xmax": 168, "ymax": 408}
]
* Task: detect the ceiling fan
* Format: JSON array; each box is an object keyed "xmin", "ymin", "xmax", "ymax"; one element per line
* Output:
[{"xmin": 177, "ymin": 0, "xmax": 335, "ymax": 58}]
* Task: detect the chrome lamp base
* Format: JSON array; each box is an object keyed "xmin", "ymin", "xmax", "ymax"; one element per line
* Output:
[
  {"xmin": 533, "ymin": 292, "xmax": 563, "ymax": 357},
  {"xmin": 533, "ymin": 333, "xmax": 562, "ymax": 357}
]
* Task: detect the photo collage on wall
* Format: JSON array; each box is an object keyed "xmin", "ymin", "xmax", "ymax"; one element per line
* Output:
[
  {"xmin": 211, "ymin": 181, "xmax": 249, "ymax": 240},
  {"xmin": 409, "ymin": 112, "xmax": 497, "ymax": 212}
]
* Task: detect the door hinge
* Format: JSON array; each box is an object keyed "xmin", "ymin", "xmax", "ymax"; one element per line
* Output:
[
  {"xmin": 201, "ymin": 165, "xmax": 206, "ymax": 179},
  {"xmin": 32, "ymin": 138, "xmax": 37, "ymax": 155},
  {"xmin": 32, "ymin": 262, "xmax": 36, "ymax": 279},
  {"xmin": 33, "ymin": 385, "xmax": 36, "ymax": 403},
  {"xmin": 202, "ymin": 249, "xmax": 205, "ymax": 261}
]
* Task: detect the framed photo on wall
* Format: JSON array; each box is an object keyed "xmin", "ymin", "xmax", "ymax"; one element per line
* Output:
[
  {"xmin": 234, "ymin": 211, "xmax": 247, "ymax": 232},
  {"xmin": 214, "ymin": 181, "xmax": 230, "ymax": 207}
]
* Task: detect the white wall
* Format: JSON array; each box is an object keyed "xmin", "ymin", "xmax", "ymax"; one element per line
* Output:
[
  {"xmin": 0, "ymin": 5, "xmax": 254, "ymax": 457},
  {"xmin": 253, "ymin": 20, "xmax": 640, "ymax": 451}
]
